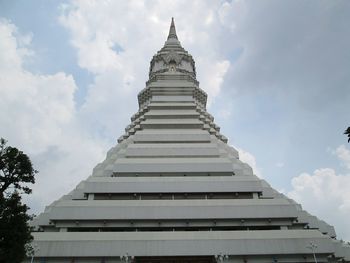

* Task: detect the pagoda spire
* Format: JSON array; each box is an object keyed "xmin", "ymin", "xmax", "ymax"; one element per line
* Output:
[{"xmin": 167, "ymin": 17, "xmax": 178, "ymax": 40}]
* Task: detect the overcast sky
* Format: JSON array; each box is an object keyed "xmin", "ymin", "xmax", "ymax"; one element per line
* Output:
[{"xmin": 0, "ymin": 0, "xmax": 349, "ymax": 240}]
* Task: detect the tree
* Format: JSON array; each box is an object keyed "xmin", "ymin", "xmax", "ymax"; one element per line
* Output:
[
  {"xmin": 345, "ymin": 127, "xmax": 350, "ymax": 143},
  {"xmin": 0, "ymin": 193, "xmax": 33, "ymax": 262},
  {"xmin": 0, "ymin": 138, "xmax": 36, "ymax": 195},
  {"xmin": 0, "ymin": 138, "xmax": 37, "ymax": 263}
]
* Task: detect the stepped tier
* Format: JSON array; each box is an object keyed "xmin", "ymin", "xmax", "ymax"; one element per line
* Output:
[
  {"xmin": 28, "ymin": 18, "xmax": 350, "ymax": 263},
  {"xmin": 32, "ymin": 230, "xmax": 343, "ymax": 259}
]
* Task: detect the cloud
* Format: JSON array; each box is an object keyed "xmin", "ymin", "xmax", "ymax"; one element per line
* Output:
[
  {"xmin": 335, "ymin": 145, "xmax": 350, "ymax": 170},
  {"xmin": 58, "ymin": 0, "xmax": 231, "ymax": 106},
  {"xmin": 0, "ymin": 19, "xmax": 106, "ymax": 213},
  {"xmin": 287, "ymin": 144, "xmax": 350, "ymax": 241},
  {"xmin": 0, "ymin": 19, "xmax": 74, "ymax": 152},
  {"xmin": 236, "ymin": 146, "xmax": 262, "ymax": 178},
  {"xmin": 0, "ymin": 19, "xmax": 34, "ymax": 74},
  {"xmin": 200, "ymin": 59, "xmax": 230, "ymax": 105},
  {"xmin": 218, "ymin": 1, "xmax": 350, "ymax": 110}
]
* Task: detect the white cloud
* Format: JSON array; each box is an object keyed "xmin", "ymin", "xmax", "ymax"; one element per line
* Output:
[
  {"xmin": 287, "ymin": 144, "xmax": 350, "ymax": 241},
  {"xmin": 236, "ymin": 146, "xmax": 262, "ymax": 178},
  {"xmin": 335, "ymin": 145, "xmax": 350, "ymax": 170},
  {"xmin": 200, "ymin": 59, "xmax": 230, "ymax": 105},
  {"xmin": 0, "ymin": 19, "xmax": 107, "ymax": 213},
  {"xmin": 218, "ymin": 0, "xmax": 246, "ymax": 32},
  {"xmin": 0, "ymin": 20, "xmax": 74, "ymax": 152},
  {"xmin": 0, "ymin": 19, "xmax": 32, "ymax": 72},
  {"xmin": 58, "ymin": 0, "xmax": 231, "ymax": 105}
]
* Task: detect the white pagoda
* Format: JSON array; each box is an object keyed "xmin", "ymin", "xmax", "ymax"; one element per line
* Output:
[{"xmin": 29, "ymin": 18, "xmax": 350, "ymax": 263}]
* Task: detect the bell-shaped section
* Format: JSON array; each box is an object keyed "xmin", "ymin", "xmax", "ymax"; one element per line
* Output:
[{"xmin": 149, "ymin": 18, "xmax": 196, "ymax": 81}]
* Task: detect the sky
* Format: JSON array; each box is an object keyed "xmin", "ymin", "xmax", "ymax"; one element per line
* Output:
[{"xmin": 0, "ymin": 0, "xmax": 349, "ymax": 240}]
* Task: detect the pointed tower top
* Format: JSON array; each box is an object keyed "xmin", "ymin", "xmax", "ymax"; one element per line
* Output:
[{"xmin": 167, "ymin": 17, "xmax": 178, "ymax": 40}]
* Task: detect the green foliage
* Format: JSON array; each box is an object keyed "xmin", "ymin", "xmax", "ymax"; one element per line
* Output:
[
  {"xmin": 345, "ymin": 127, "xmax": 350, "ymax": 143},
  {"xmin": 0, "ymin": 138, "xmax": 37, "ymax": 195},
  {"xmin": 0, "ymin": 193, "xmax": 33, "ymax": 263},
  {"xmin": 0, "ymin": 138, "xmax": 36, "ymax": 262}
]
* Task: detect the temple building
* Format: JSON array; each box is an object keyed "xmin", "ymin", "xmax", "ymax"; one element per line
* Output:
[{"xmin": 28, "ymin": 18, "xmax": 350, "ymax": 263}]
